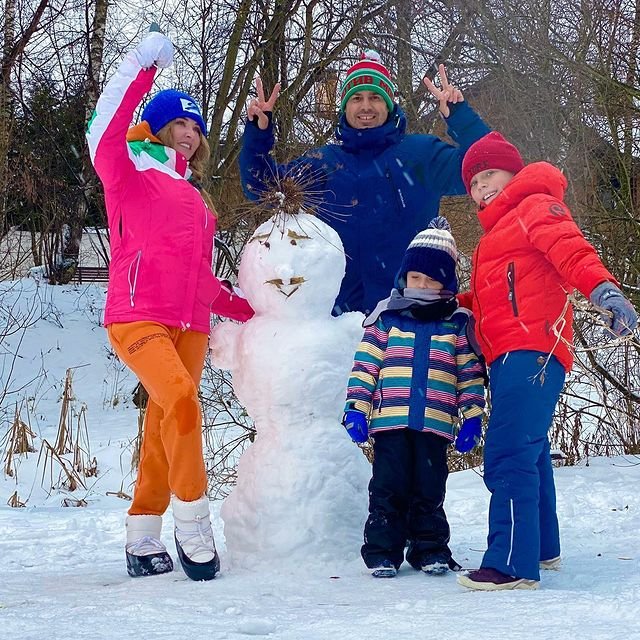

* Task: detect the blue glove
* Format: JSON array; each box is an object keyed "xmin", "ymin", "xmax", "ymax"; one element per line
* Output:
[
  {"xmin": 455, "ymin": 416, "xmax": 483, "ymax": 453},
  {"xmin": 589, "ymin": 282, "xmax": 638, "ymax": 337},
  {"xmin": 343, "ymin": 410, "xmax": 368, "ymax": 443}
]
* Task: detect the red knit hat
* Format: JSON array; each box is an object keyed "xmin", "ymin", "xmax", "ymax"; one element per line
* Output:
[
  {"xmin": 462, "ymin": 132, "xmax": 524, "ymax": 193},
  {"xmin": 340, "ymin": 50, "xmax": 396, "ymax": 112}
]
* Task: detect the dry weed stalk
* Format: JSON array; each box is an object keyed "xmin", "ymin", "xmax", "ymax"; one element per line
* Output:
[
  {"xmin": 38, "ymin": 439, "xmax": 86, "ymax": 494},
  {"xmin": 7, "ymin": 491, "xmax": 26, "ymax": 507},
  {"xmin": 106, "ymin": 488, "xmax": 132, "ymax": 501},
  {"xmin": 72, "ymin": 404, "xmax": 97, "ymax": 478},
  {"xmin": 9, "ymin": 403, "xmax": 36, "ymax": 454},
  {"xmin": 548, "ymin": 293, "xmax": 640, "ymax": 461},
  {"xmin": 130, "ymin": 406, "xmax": 144, "ymax": 472},
  {"xmin": 61, "ymin": 497, "xmax": 87, "ymax": 507},
  {"xmin": 2, "ymin": 403, "xmax": 36, "ymax": 478},
  {"xmin": 54, "ymin": 368, "xmax": 75, "ymax": 455},
  {"xmin": 358, "ymin": 441, "xmax": 375, "ymax": 464},
  {"xmin": 200, "ymin": 362, "xmax": 255, "ymax": 499}
]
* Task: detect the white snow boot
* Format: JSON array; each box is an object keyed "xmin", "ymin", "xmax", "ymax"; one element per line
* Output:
[
  {"xmin": 125, "ymin": 514, "xmax": 174, "ymax": 577},
  {"xmin": 172, "ymin": 495, "xmax": 220, "ymax": 581}
]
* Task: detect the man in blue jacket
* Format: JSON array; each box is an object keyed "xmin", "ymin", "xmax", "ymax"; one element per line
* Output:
[{"xmin": 239, "ymin": 51, "xmax": 490, "ymax": 315}]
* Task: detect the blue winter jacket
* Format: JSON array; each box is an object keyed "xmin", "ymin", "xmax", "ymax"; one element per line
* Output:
[{"xmin": 239, "ymin": 104, "xmax": 489, "ymax": 314}]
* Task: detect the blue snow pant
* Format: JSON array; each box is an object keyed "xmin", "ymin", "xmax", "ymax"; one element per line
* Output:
[
  {"xmin": 481, "ymin": 350, "xmax": 565, "ymax": 581},
  {"xmin": 361, "ymin": 429, "xmax": 451, "ymax": 570}
]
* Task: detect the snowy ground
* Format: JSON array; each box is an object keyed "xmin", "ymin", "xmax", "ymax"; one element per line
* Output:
[{"xmin": 1, "ymin": 279, "xmax": 639, "ymax": 640}]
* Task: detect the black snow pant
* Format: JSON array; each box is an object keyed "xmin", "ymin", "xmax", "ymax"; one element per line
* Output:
[{"xmin": 361, "ymin": 428, "xmax": 451, "ymax": 570}]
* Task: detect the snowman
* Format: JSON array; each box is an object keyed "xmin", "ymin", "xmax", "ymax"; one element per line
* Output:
[{"xmin": 210, "ymin": 211, "xmax": 371, "ymax": 571}]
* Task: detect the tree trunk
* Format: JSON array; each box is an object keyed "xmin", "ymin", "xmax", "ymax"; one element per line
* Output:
[
  {"xmin": 58, "ymin": 0, "xmax": 110, "ymax": 283},
  {"xmin": 394, "ymin": 1, "xmax": 416, "ymax": 129},
  {"xmin": 0, "ymin": 0, "xmax": 16, "ymax": 238}
]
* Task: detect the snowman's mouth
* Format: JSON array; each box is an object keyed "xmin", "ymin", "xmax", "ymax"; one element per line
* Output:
[{"xmin": 265, "ymin": 276, "xmax": 306, "ymax": 297}]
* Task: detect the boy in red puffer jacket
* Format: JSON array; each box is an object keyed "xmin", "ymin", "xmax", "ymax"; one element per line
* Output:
[{"xmin": 456, "ymin": 132, "xmax": 638, "ymax": 591}]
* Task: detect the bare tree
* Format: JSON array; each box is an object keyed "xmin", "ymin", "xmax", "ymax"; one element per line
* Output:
[
  {"xmin": 0, "ymin": 0, "xmax": 52, "ymax": 238},
  {"xmin": 52, "ymin": 0, "xmax": 111, "ymax": 283}
]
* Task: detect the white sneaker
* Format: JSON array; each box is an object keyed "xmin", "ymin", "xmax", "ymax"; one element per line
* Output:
[
  {"xmin": 540, "ymin": 556, "xmax": 561, "ymax": 570},
  {"xmin": 172, "ymin": 495, "xmax": 220, "ymax": 581}
]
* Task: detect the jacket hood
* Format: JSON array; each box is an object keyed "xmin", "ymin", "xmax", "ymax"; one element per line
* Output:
[
  {"xmin": 126, "ymin": 121, "xmax": 191, "ymax": 179},
  {"xmin": 477, "ymin": 162, "xmax": 567, "ymax": 232},
  {"xmin": 336, "ymin": 104, "xmax": 406, "ymax": 152}
]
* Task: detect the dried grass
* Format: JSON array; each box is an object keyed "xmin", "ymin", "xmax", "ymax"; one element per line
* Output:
[
  {"xmin": 2, "ymin": 403, "xmax": 36, "ymax": 478},
  {"xmin": 7, "ymin": 490, "xmax": 26, "ymax": 507},
  {"xmin": 54, "ymin": 368, "xmax": 75, "ymax": 455},
  {"xmin": 37, "ymin": 439, "xmax": 86, "ymax": 494},
  {"xmin": 61, "ymin": 497, "xmax": 87, "ymax": 507}
]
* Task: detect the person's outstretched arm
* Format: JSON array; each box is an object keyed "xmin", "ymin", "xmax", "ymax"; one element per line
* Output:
[
  {"xmin": 421, "ymin": 63, "xmax": 490, "ymax": 196},
  {"xmin": 239, "ymin": 76, "xmax": 326, "ymax": 204},
  {"xmin": 86, "ymin": 32, "xmax": 174, "ymax": 207}
]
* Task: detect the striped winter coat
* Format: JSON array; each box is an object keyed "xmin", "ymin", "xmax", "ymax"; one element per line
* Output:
[{"xmin": 344, "ymin": 310, "xmax": 485, "ymax": 439}]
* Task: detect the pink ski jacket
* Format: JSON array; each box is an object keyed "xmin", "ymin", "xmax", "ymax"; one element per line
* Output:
[{"xmin": 86, "ymin": 52, "xmax": 253, "ymax": 333}]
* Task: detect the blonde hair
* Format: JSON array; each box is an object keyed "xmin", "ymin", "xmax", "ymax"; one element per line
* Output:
[{"xmin": 156, "ymin": 122, "xmax": 215, "ymax": 212}]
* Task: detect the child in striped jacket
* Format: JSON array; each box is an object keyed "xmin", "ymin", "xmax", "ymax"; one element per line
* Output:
[{"xmin": 343, "ymin": 217, "xmax": 486, "ymax": 578}]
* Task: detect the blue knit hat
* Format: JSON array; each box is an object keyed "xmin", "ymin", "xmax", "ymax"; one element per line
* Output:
[
  {"xmin": 396, "ymin": 216, "xmax": 458, "ymax": 293},
  {"xmin": 141, "ymin": 89, "xmax": 207, "ymax": 136}
]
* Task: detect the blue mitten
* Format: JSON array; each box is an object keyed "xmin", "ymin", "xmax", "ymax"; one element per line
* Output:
[
  {"xmin": 589, "ymin": 282, "xmax": 638, "ymax": 337},
  {"xmin": 455, "ymin": 416, "xmax": 483, "ymax": 453},
  {"xmin": 343, "ymin": 410, "xmax": 368, "ymax": 443}
]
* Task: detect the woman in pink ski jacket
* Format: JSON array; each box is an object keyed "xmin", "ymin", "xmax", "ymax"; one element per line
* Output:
[{"xmin": 86, "ymin": 31, "xmax": 252, "ymax": 582}]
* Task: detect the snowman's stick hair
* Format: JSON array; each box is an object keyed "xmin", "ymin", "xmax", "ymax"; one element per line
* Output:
[{"xmin": 245, "ymin": 160, "xmax": 356, "ymax": 225}]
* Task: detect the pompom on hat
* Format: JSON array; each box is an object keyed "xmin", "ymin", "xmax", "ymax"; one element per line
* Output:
[
  {"xmin": 461, "ymin": 131, "xmax": 524, "ymax": 193},
  {"xmin": 340, "ymin": 50, "xmax": 396, "ymax": 113},
  {"xmin": 396, "ymin": 216, "xmax": 459, "ymax": 294},
  {"xmin": 141, "ymin": 89, "xmax": 207, "ymax": 137}
]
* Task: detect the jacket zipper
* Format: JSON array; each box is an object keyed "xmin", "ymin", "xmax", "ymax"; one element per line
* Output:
[
  {"xmin": 127, "ymin": 251, "xmax": 142, "ymax": 308},
  {"xmin": 507, "ymin": 262, "xmax": 519, "ymax": 316},
  {"xmin": 377, "ymin": 382, "xmax": 384, "ymax": 413},
  {"xmin": 385, "ymin": 168, "xmax": 406, "ymax": 210},
  {"xmin": 472, "ymin": 243, "xmax": 490, "ymax": 350}
]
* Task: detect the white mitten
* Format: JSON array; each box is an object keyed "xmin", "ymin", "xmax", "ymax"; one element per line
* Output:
[{"xmin": 133, "ymin": 32, "xmax": 174, "ymax": 70}]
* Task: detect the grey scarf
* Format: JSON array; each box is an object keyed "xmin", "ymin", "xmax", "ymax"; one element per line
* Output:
[{"xmin": 363, "ymin": 288, "xmax": 458, "ymax": 327}]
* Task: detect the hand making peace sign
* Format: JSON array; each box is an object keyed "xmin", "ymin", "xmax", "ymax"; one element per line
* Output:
[
  {"xmin": 422, "ymin": 64, "xmax": 464, "ymax": 118},
  {"xmin": 247, "ymin": 77, "xmax": 281, "ymax": 130}
]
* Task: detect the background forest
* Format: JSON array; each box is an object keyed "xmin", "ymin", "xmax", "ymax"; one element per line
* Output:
[{"xmin": 0, "ymin": 0, "xmax": 638, "ymax": 486}]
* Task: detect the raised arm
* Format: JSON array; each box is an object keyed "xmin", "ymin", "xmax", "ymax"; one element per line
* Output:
[
  {"xmin": 86, "ymin": 32, "xmax": 174, "ymax": 193},
  {"xmin": 420, "ymin": 64, "xmax": 490, "ymax": 196},
  {"xmin": 239, "ymin": 76, "xmax": 326, "ymax": 204},
  {"xmin": 247, "ymin": 77, "xmax": 281, "ymax": 131}
]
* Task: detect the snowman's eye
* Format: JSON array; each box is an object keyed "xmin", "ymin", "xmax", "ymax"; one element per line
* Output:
[
  {"xmin": 289, "ymin": 277, "xmax": 305, "ymax": 285},
  {"xmin": 265, "ymin": 278, "xmax": 284, "ymax": 286}
]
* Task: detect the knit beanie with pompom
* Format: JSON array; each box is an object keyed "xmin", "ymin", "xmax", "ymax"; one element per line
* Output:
[
  {"xmin": 340, "ymin": 50, "xmax": 396, "ymax": 112},
  {"xmin": 396, "ymin": 216, "xmax": 458, "ymax": 293}
]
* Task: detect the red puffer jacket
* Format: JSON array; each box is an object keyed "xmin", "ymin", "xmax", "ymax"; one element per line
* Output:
[{"xmin": 459, "ymin": 162, "xmax": 616, "ymax": 372}]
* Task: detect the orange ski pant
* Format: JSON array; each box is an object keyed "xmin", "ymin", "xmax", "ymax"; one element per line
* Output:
[{"xmin": 107, "ymin": 321, "xmax": 209, "ymax": 516}]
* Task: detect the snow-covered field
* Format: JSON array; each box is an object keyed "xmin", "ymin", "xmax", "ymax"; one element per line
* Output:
[{"xmin": 1, "ymin": 279, "xmax": 639, "ymax": 640}]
